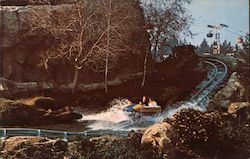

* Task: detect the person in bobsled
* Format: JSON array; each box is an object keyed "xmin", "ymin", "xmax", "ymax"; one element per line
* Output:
[
  {"xmin": 148, "ymin": 98, "xmax": 157, "ymax": 107},
  {"xmin": 142, "ymin": 96, "xmax": 149, "ymax": 106}
]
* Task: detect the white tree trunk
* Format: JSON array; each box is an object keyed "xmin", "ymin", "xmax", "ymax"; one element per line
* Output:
[
  {"xmin": 104, "ymin": 1, "xmax": 112, "ymax": 94},
  {"xmin": 105, "ymin": 53, "xmax": 109, "ymax": 93},
  {"xmin": 72, "ymin": 68, "xmax": 79, "ymax": 93},
  {"xmin": 141, "ymin": 53, "xmax": 148, "ymax": 87}
]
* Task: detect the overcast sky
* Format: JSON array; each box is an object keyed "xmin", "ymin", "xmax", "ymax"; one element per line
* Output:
[{"xmin": 186, "ymin": 0, "xmax": 249, "ymax": 46}]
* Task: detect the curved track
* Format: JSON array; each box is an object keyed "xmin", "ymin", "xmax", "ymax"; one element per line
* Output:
[
  {"xmin": 0, "ymin": 58, "xmax": 228, "ymax": 139},
  {"xmin": 190, "ymin": 58, "xmax": 228, "ymax": 107}
]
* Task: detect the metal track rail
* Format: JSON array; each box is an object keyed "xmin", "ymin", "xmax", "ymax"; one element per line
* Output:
[
  {"xmin": 191, "ymin": 58, "xmax": 228, "ymax": 105},
  {"xmin": 0, "ymin": 58, "xmax": 228, "ymax": 139}
]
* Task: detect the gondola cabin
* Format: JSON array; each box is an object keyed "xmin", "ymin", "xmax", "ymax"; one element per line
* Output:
[
  {"xmin": 207, "ymin": 32, "xmax": 213, "ymax": 38},
  {"xmin": 207, "ymin": 31, "xmax": 213, "ymax": 38},
  {"xmin": 236, "ymin": 36, "xmax": 243, "ymax": 44}
]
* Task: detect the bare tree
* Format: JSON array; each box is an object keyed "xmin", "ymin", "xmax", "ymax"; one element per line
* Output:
[
  {"xmin": 29, "ymin": 0, "xmax": 139, "ymax": 93},
  {"xmin": 140, "ymin": 0, "xmax": 192, "ymax": 86}
]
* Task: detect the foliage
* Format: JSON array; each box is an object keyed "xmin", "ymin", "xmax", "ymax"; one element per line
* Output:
[
  {"xmin": 220, "ymin": 40, "xmax": 234, "ymax": 55},
  {"xmin": 236, "ymin": 36, "xmax": 250, "ymax": 101},
  {"xmin": 196, "ymin": 38, "xmax": 210, "ymax": 54},
  {"xmin": 141, "ymin": 0, "xmax": 192, "ymax": 59}
]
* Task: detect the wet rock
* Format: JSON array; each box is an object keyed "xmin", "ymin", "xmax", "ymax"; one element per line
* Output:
[
  {"xmin": 18, "ymin": 96, "xmax": 61, "ymax": 110},
  {"xmin": 1, "ymin": 136, "xmax": 68, "ymax": 159},
  {"xmin": 0, "ymin": 98, "xmax": 38, "ymax": 126},
  {"xmin": 39, "ymin": 110, "xmax": 82, "ymax": 124},
  {"xmin": 0, "ymin": 97, "xmax": 82, "ymax": 126}
]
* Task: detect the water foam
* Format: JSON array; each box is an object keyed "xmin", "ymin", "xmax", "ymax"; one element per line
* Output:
[
  {"xmin": 79, "ymin": 99, "xmax": 132, "ymax": 130},
  {"xmin": 79, "ymin": 95, "xmax": 208, "ymax": 132}
]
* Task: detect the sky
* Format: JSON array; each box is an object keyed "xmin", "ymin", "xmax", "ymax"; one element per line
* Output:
[{"xmin": 185, "ymin": 0, "xmax": 249, "ymax": 46}]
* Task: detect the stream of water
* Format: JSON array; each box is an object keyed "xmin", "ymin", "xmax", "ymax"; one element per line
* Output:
[
  {"xmin": 75, "ymin": 62, "xmax": 222, "ymax": 136},
  {"xmin": 77, "ymin": 98, "xmax": 204, "ymax": 136}
]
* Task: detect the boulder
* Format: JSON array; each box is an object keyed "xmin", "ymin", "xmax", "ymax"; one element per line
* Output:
[
  {"xmin": 38, "ymin": 111, "xmax": 82, "ymax": 125},
  {"xmin": 18, "ymin": 96, "xmax": 60, "ymax": 110},
  {"xmin": 228, "ymin": 102, "xmax": 250, "ymax": 124},
  {"xmin": 141, "ymin": 122, "xmax": 174, "ymax": 152},
  {"xmin": 0, "ymin": 97, "xmax": 82, "ymax": 126},
  {"xmin": 208, "ymin": 72, "xmax": 245, "ymax": 110},
  {"xmin": 1, "ymin": 136, "xmax": 68, "ymax": 159},
  {"xmin": 167, "ymin": 109, "xmax": 223, "ymax": 145},
  {"xmin": 71, "ymin": 135, "xmax": 161, "ymax": 159},
  {"xmin": 128, "ymin": 130, "xmax": 143, "ymax": 144},
  {"xmin": 0, "ymin": 98, "xmax": 38, "ymax": 126},
  {"xmin": 228, "ymin": 102, "xmax": 250, "ymax": 113}
]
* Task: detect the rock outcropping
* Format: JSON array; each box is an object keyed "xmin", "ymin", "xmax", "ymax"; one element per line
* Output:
[
  {"xmin": 0, "ymin": 97, "xmax": 82, "ymax": 126},
  {"xmin": 1, "ymin": 136, "xmax": 68, "ymax": 159},
  {"xmin": 208, "ymin": 72, "xmax": 245, "ymax": 110},
  {"xmin": 0, "ymin": 1, "xmax": 147, "ymax": 83},
  {"xmin": 1, "ymin": 135, "xmax": 162, "ymax": 159}
]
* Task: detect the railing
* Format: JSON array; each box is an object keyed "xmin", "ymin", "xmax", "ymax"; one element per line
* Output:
[{"xmin": 0, "ymin": 128, "xmax": 89, "ymax": 140}]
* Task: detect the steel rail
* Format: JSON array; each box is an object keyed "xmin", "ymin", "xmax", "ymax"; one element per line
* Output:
[
  {"xmin": 190, "ymin": 60, "xmax": 218, "ymax": 100},
  {"xmin": 194, "ymin": 58, "xmax": 228, "ymax": 105},
  {"xmin": 0, "ymin": 58, "xmax": 228, "ymax": 139}
]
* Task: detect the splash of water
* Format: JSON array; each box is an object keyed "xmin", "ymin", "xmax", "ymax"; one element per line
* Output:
[
  {"xmin": 79, "ymin": 99, "xmax": 132, "ymax": 130},
  {"xmin": 78, "ymin": 97, "xmax": 208, "ymax": 132},
  {"xmin": 160, "ymin": 102, "xmax": 204, "ymax": 119}
]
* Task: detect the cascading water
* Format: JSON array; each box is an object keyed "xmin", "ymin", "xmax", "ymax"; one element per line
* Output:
[
  {"xmin": 0, "ymin": 59, "xmax": 228, "ymax": 138},
  {"xmin": 79, "ymin": 99, "xmax": 133, "ymax": 131},
  {"xmin": 77, "ymin": 98, "xmax": 207, "ymax": 134},
  {"xmin": 76, "ymin": 59, "xmax": 226, "ymax": 135}
]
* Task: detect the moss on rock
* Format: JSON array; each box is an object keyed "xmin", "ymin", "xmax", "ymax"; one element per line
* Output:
[
  {"xmin": 0, "ymin": 98, "xmax": 38, "ymax": 126},
  {"xmin": 18, "ymin": 96, "xmax": 61, "ymax": 110}
]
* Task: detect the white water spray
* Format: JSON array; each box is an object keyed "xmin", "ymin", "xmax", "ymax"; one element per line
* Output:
[
  {"xmin": 79, "ymin": 99, "xmax": 132, "ymax": 130},
  {"xmin": 77, "ymin": 67, "xmax": 214, "ymax": 132}
]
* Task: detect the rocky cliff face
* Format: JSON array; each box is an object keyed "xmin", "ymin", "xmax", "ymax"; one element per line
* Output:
[
  {"xmin": 0, "ymin": 0, "xmax": 148, "ymax": 83},
  {"xmin": 0, "ymin": 97, "xmax": 82, "ymax": 126},
  {"xmin": 208, "ymin": 72, "xmax": 246, "ymax": 111}
]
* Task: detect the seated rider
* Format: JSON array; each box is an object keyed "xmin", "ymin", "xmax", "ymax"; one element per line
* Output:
[
  {"xmin": 142, "ymin": 96, "xmax": 149, "ymax": 106},
  {"xmin": 148, "ymin": 98, "xmax": 157, "ymax": 107}
]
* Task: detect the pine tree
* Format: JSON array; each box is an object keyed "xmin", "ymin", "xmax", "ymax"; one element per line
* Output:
[{"xmin": 197, "ymin": 39, "xmax": 210, "ymax": 54}]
